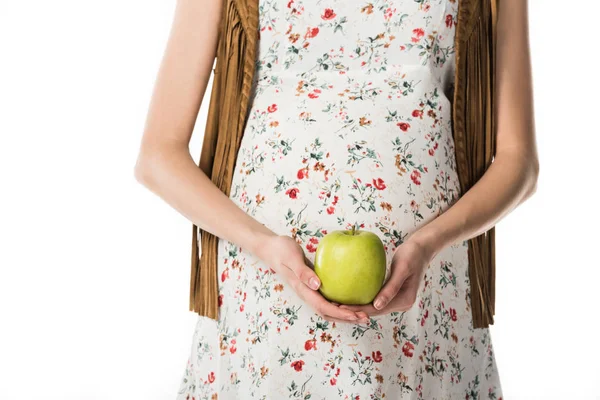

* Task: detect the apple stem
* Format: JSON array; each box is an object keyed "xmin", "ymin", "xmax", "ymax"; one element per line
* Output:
[{"xmin": 351, "ymin": 225, "xmax": 356, "ymax": 235}]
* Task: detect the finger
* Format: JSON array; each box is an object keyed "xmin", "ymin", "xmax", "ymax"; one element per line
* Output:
[
  {"xmin": 277, "ymin": 266, "xmax": 308, "ymax": 302},
  {"xmin": 279, "ymin": 261, "xmax": 359, "ymax": 321},
  {"xmin": 355, "ymin": 311, "xmax": 370, "ymax": 323},
  {"xmin": 339, "ymin": 304, "xmax": 379, "ymax": 315},
  {"xmin": 322, "ymin": 315, "xmax": 365, "ymax": 325},
  {"xmin": 328, "ymin": 303, "xmax": 369, "ymax": 324},
  {"xmin": 391, "ymin": 275, "xmax": 419, "ymax": 311},
  {"xmin": 283, "ymin": 257, "xmax": 321, "ymax": 291},
  {"xmin": 373, "ymin": 268, "xmax": 408, "ymax": 311},
  {"xmin": 300, "ymin": 286, "xmax": 360, "ymax": 321},
  {"xmin": 339, "ymin": 303, "xmax": 383, "ymax": 316}
]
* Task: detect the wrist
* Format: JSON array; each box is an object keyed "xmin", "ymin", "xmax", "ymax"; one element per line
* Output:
[
  {"xmin": 407, "ymin": 226, "xmax": 444, "ymax": 260},
  {"xmin": 244, "ymin": 224, "xmax": 277, "ymax": 260}
]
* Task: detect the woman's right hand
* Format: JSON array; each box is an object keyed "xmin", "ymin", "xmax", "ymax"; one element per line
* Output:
[{"xmin": 253, "ymin": 235, "xmax": 368, "ymax": 324}]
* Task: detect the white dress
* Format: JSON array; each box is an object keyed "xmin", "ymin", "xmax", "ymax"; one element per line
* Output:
[{"xmin": 177, "ymin": 0, "xmax": 503, "ymax": 398}]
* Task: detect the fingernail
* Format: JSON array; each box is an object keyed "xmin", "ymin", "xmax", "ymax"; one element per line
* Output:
[
  {"xmin": 374, "ymin": 297, "xmax": 385, "ymax": 310},
  {"xmin": 309, "ymin": 277, "xmax": 320, "ymax": 290}
]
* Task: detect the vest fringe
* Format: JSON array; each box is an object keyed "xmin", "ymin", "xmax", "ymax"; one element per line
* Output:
[
  {"xmin": 453, "ymin": 0, "xmax": 498, "ymax": 328},
  {"xmin": 190, "ymin": 0, "xmax": 259, "ymax": 320}
]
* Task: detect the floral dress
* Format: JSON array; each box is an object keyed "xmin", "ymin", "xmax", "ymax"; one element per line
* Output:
[{"xmin": 177, "ymin": 0, "xmax": 502, "ymax": 399}]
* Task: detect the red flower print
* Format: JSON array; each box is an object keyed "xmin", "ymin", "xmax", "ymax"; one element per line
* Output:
[
  {"xmin": 218, "ymin": 294, "xmax": 224, "ymax": 307},
  {"xmin": 332, "ymin": 195, "xmax": 339, "ymax": 205},
  {"xmin": 402, "ymin": 341, "xmax": 414, "ymax": 357},
  {"xmin": 322, "ymin": 8, "xmax": 336, "ymax": 20},
  {"xmin": 330, "ymin": 377, "xmax": 337, "ymax": 385},
  {"xmin": 308, "ymin": 92, "xmax": 319, "ymax": 99},
  {"xmin": 285, "ymin": 188, "xmax": 300, "ymax": 199},
  {"xmin": 450, "ymin": 307, "xmax": 457, "ymax": 321},
  {"xmin": 305, "ymin": 26, "xmax": 319, "ymax": 39},
  {"xmin": 326, "ymin": 206, "xmax": 335, "ymax": 214},
  {"xmin": 221, "ymin": 268, "xmax": 229, "ymax": 282},
  {"xmin": 428, "ymin": 148, "xmax": 435, "ymax": 156},
  {"xmin": 412, "ymin": 109, "xmax": 423, "ymax": 118},
  {"xmin": 208, "ymin": 371, "xmax": 215, "ymax": 383},
  {"xmin": 372, "ymin": 178, "xmax": 386, "ymax": 190},
  {"xmin": 239, "ymin": 304, "xmax": 244, "ymax": 312},
  {"xmin": 397, "ymin": 122, "xmax": 411, "ymax": 131},
  {"xmin": 410, "ymin": 170, "xmax": 422, "ymax": 185},
  {"xmin": 411, "ymin": 28, "xmax": 425, "ymax": 42},
  {"xmin": 291, "ymin": 360, "xmax": 305, "ymax": 371},
  {"xmin": 229, "ymin": 344, "xmax": 237, "ymax": 354},
  {"xmin": 305, "ymin": 339, "xmax": 317, "ymax": 351},
  {"xmin": 309, "ymin": 237, "xmax": 319, "ymax": 244},
  {"xmin": 287, "ymin": 0, "xmax": 293, "ymax": 8},
  {"xmin": 297, "ymin": 168, "xmax": 307, "ymax": 179},
  {"xmin": 267, "ymin": 103, "xmax": 277, "ymax": 113},
  {"xmin": 306, "ymin": 242, "xmax": 317, "ymax": 253},
  {"xmin": 445, "ymin": 14, "xmax": 453, "ymax": 28},
  {"xmin": 372, "ymin": 350, "xmax": 383, "ymax": 363}
]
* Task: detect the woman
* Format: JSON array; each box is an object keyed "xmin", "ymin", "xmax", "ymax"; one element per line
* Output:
[{"xmin": 135, "ymin": 0, "xmax": 538, "ymax": 398}]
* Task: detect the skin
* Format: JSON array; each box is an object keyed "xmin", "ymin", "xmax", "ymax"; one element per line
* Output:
[
  {"xmin": 134, "ymin": 0, "xmax": 538, "ymax": 325},
  {"xmin": 339, "ymin": 0, "xmax": 539, "ymax": 320},
  {"xmin": 133, "ymin": 0, "xmax": 364, "ymax": 323}
]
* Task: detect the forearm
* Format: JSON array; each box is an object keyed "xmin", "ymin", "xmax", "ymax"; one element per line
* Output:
[
  {"xmin": 134, "ymin": 144, "xmax": 276, "ymax": 256},
  {"xmin": 409, "ymin": 152, "xmax": 538, "ymax": 258}
]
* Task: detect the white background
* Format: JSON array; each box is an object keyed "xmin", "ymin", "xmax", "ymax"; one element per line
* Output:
[{"xmin": 1, "ymin": 1, "xmax": 598, "ymax": 399}]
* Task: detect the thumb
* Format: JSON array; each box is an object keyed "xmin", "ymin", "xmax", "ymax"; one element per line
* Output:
[
  {"xmin": 373, "ymin": 271, "xmax": 406, "ymax": 310},
  {"xmin": 285, "ymin": 256, "xmax": 321, "ymax": 291}
]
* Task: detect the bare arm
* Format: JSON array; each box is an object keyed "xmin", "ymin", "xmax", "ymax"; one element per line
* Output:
[
  {"xmin": 410, "ymin": 0, "xmax": 539, "ymax": 255},
  {"xmin": 133, "ymin": 0, "xmax": 363, "ymax": 323},
  {"xmin": 339, "ymin": 0, "xmax": 540, "ymax": 315},
  {"xmin": 133, "ymin": 0, "xmax": 273, "ymax": 254}
]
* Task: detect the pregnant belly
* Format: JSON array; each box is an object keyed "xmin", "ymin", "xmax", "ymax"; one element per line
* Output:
[{"xmin": 227, "ymin": 74, "xmax": 461, "ymax": 252}]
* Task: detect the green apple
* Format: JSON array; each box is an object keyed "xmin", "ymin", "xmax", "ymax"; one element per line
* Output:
[{"xmin": 313, "ymin": 226, "xmax": 387, "ymax": 305}]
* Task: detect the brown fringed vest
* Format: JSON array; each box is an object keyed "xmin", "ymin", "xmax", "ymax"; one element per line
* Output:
[{"xmin": 190, "ymin": 0, "xmax": 498, "ymax": 328}]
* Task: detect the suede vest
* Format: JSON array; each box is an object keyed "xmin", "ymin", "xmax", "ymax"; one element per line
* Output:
[{"xmin": 190, "ymin": 0, "xmax": 498, "ymax": 329}]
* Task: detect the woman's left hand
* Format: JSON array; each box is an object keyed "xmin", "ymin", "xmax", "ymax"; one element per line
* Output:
[{"xmin": 339, "ymin": 236, "xmax": 436, "ymax": 317}]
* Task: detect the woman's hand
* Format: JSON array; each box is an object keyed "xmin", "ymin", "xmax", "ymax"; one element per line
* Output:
[
  {"xmin": 339, "ymin": 237, "xmax": 436, "ymax": 317},
  {"xmin": 253, "ymin": 235, "xmax": 369, "ymax": 324}
]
